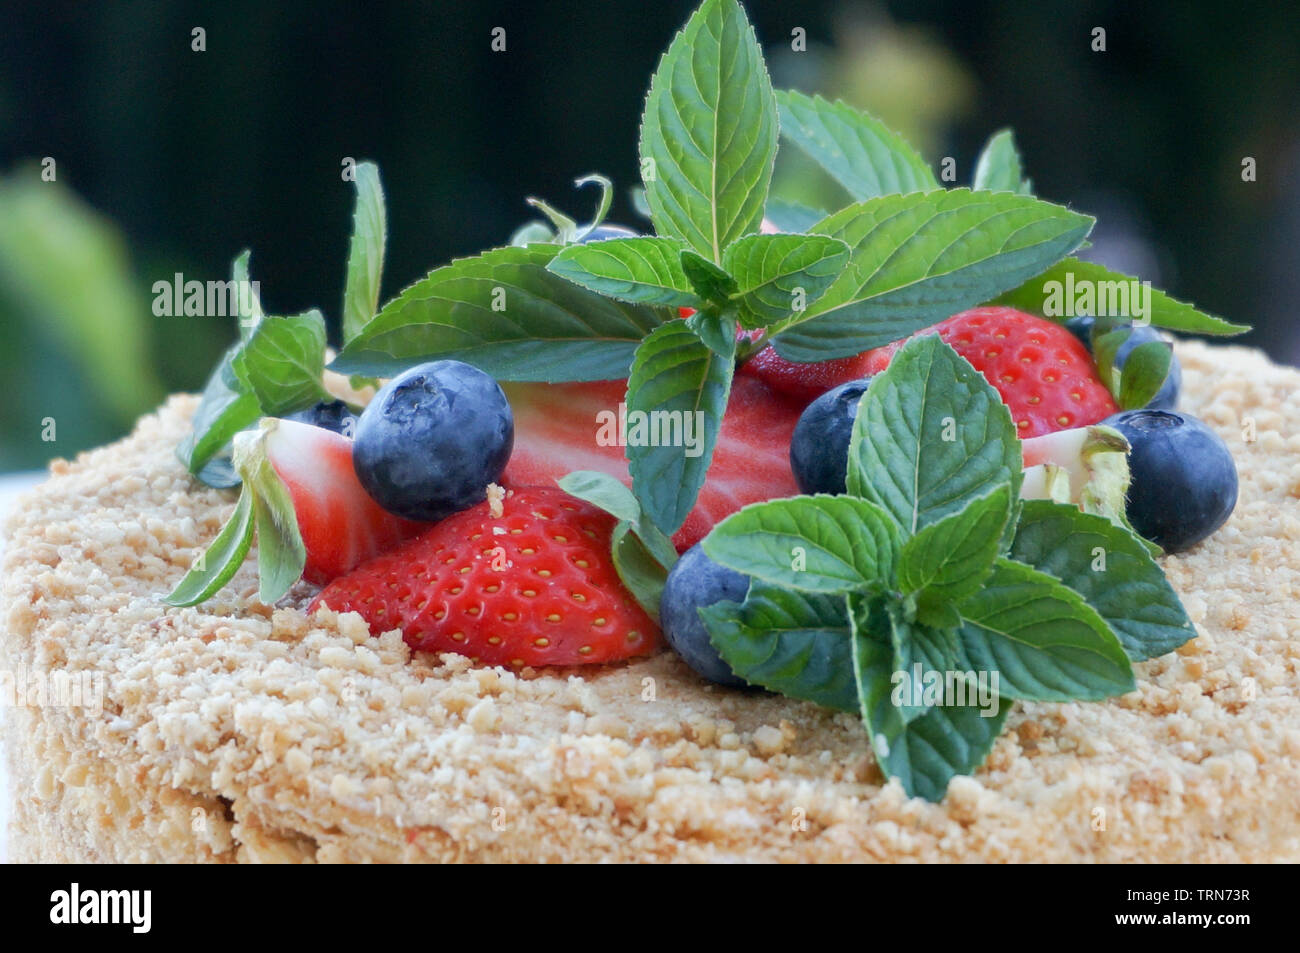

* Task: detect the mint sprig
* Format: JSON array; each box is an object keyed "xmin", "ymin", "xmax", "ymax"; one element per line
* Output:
[
  {"xmin": 699, "ymin": 336, "xmax": 1195, "ymax": 801},
  {"xmin": 775, "ymin": 90, "xmax": 939, "ymax": 201},
  {"xmin": 972, "ymin": 128, "xmax": 1033, "ymax": 194},
  {"xmin": 342, "ymin": 161, "xmax": 387, "ymax": 344},
  {"xmin": 768, "ymin": 189, "xmax": 1095, "ymax": 361},
  {"xmin": 166, "ymin": 419, "xmax": 306, "ymax": 607},
  {"xmin": 639, "ymin": 0, "xmax": 777, "ymax": 262}
]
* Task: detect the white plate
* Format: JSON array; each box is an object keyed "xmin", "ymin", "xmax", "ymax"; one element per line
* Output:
[{"xmin": 0, "ymin": 471, "xmax": 48, "ymax": 862}]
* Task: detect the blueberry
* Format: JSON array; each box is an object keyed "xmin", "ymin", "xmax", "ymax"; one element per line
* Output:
[
  {"xmin": 660, "ymin": 544, "xmax": 751, "ymax": 687},
  {"xmin": 286, "ymin": 399, "xmax": 359, "ymax": 437},
  {"xmin": 576, "ymin": 223, "xmax": 638, "ymax": 243},
  {"xmin": 789, "ymin": 378, "xmax": 873, "ymax": 495},
  {"xmin": 353, "ymin": 361, "xmax": 514, "ymax": 522},
  {"xmin": 1065, "ymin": 317, "xmax": 1181, "ymax": 409},
  {"xmin": 1102, "ymin": 409, "xmax": 1237, "ymax": 552}
]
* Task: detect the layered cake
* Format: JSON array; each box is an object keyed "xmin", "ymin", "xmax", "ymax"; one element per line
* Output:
[
  {"xmin": 3, "ymin": 339, "xmax": 1297, "ymax": 863},
  {"xmin": 4, "ymin": 0, "xmax": 1294, "ymax": 863}
]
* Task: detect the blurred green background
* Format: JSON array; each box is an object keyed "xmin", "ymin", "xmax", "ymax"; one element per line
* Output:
[{"xmin": 2, "ymin": 0, "xmax": 1297, "ymax": 471}]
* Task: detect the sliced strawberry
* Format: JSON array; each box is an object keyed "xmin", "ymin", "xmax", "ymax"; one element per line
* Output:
[
  {"xmin": 501, "ymin": 376, "xmax": 802, "ymax": 551},
  {"xmin": 739, "ymin": 345, "xmax": 891, "ymax": 405},
  {"xmin": 309, "ymin": 486, "xmax": 660, "ymax": 667},
  {"xmin": 264, "ymin": 418, "xmax": 422, "ymax": 584}
]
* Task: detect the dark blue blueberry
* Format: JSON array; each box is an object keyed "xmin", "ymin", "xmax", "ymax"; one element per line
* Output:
[
  {"xmin": 353, "ymin": 361, "xmax": 514, "ymax": 522},
  {"xmin": 660, "ymin": 544, "xmax": 751, "ymax": 688},
  {"xmin": 1064, "ymin": 317, "xmax": 1181, "ymax": 410},
  {"xmin": 576, "ymin": 223, "xmax": 638, "ymax": 243},
  {"xmin": 789, "ymin": 378, "xmax": 873, "ymax": 495},
  {"xmin": 286, "ymin": 399, "xmax": 359, "ymax": 437},
  {"xmin": 1102, "ymin": 409, "xmax": 1237, "ymax": 552}
]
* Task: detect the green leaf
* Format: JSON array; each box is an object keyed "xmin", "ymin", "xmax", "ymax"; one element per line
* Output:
[
  {"xmin": 331, "ymin": 244, "xmax": 666, "ymax": 381},
  {"xmin": 972, "ymin": 129, "xmax": 1032, "ymax": 194},
  {"xmin": 610, "ymin": 521, "xmax": 669, "ymax": 622},
  {"xmin": 956, "ymin": 557, "xmax": 1136, "ymax": 702},
  {"xmin": 684, "ymin": 309, "xmax": 738, "ymax": 359},
  {"xmin": 625, "ymin": 321, "xmax": 733, "ymax": 535},
  {"xmin": 898, "ymin": 483, "xmax": 1013, "ymax": 626},
  {"xmin": 770, "ymin": 190, "xmax": 1094, "ymax": 361},
  {"xmin": 1118, "ymin": 339, "xmax": 1173, "ymax": 410},
  {"xmin": 993, "ymin": 257, "xmax": 1249, "ymax": 335},
  {"xmin": 680, "ymin": 250, "xmax": 737, "ymax": 307},
  {"xmin": 775, "ymin": 90, "xmax": 938, "ymax": 201},
  {"xmin": 639, "ymin": 0, "xmax": 778, "ymax": 262},
  {"xmin": 701, "ymin": 495, "xmax": 902, "ymax": 594},
  {"xmin": 230, "ymin": 249, "xmax": 265, "ymax": 340},
  {"xmin": 764, "ymin": 198, "xmax": 828, "ymax": 233},
  {"xmin": 850, "ymin": 593, "xmax": 1010, "ymax": 802},
  {"xmin": 557, "ymin": 470, "xmax": 678, "ymax": 570},
  {"xmin": 177, "ymin": 347, "xmax": 261, "ymax": 475},
  {"xmin": 721, "ymin": 233, "xmax": 850, "ymax": 328},
  {"xmin": 885, "ymin": 598, "xmax": 961, "ymax": 723},
  {"xmin": 230, "ymin": 310, "xmax": 329, "ymax": 416},
  {"xmin": 630, "ymin": 186, "xmax": 651, "ymax": 220},
  {"xmin": 342, "ymin": 161, "xmax": 387, "ymax": 343},
  {"xmin": 1010, "ymin": 500, "xmax": 1196, "ymax": 661},
  {"xmin": 847, "ymin": 336, "xmax": 1022, "ymax": 535},
  {"xmin": 163, "ymin": 484, "xmax": 255, "ymax": 607},
  {"xmin": 1092, "ymin": 326, "xmax": 1127, "ymax": 396},
  {"xmin": 700, "ymin": 582, "xmax": 858, "ymax": 712},
  {"xmin": 234, "ymin": 426, "xmax": 307, "ymax": 605},
  {"xmin": 547, "ymin": 236, "xmax": 701, "ymax": 308}
]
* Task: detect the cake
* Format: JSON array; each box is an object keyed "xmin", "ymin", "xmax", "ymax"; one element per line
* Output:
[{"xmin": 4, "ymin": 339, "xmax": 1299, "ymax": 863}]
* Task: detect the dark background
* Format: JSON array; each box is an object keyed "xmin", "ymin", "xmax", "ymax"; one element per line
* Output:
[{"xmin": 1, "ymin": 0, "xmax": 1297, "ymax": 468}]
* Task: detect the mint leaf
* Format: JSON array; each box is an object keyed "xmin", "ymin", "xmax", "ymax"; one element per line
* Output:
[
  {"xmin": 775, "ymin": 90, "xmax": 938, "ymax": 201},
  {"xmin": 956, "ymin": 557, "xmax": 1135, "ymax": 702},
  {"xmin": 764, "ymin": 198, "xmax": 828, "ymax": 233},
  {"xmin": 163, "ymin": 484, "xmax": 255, "ymax": 606},
  {"xmin": 1010, "ymin": 500, "xmax": 1196, "ymax": 661},
  {"xmin": 610, "ymin": 520, "xmax": 669, "ymax": 623},
  {"xmin": 630, "ymin": 186, "xmax": 651, "ymax": 220},
  {"xmin": 547, "ymin": 236, "xmax": 701, "ymax": 308},
  {"xmin": 231, "ymin": 249, "xmax": 264, "ymax": 340},
  {"xmin": 701, "ymin": 495, "xmax": 901, "ymax": 594},
  {"xmin": 230, "ymin": 310, "xmax": 329, "ymax": 416},
  {"xmin": 885, "ymin": 598, "xmax": 960, "ymax": 723},
  {"xmin": 850, "ymin": 593, "xmax": 1010, "ymax": 802},
  {"xmin": 770, "ymin": 190, "xmax": 1093, "ymax": 361},
  {"xmin": 972, "ymin": 129, "xmax": 1032, "ymax": 194},
  {"xmin": 639, "ymin": 0, "xmax": 778, "ymax": 262},
  {"xmin": 557, "ymin": 470, "xmax": 678, "ymax": 570},
  {"xmin": 680, "ymin": 250, "xmax": 737, "ymax": 307},
  {"xmin": 898, "ymin": 483, "xmax": 1013, "ymax": 626},
  {"xmin": 237, "ymin": 428, "xmax": 307, "ymax": 604},
  {"xmin": 994, "ymin": 257, "xmax": 1249, "ymax": 335},
  {"xmin": 331, "ymin": 244, "xmax": 666, "ymax": 381},
  {"xmin": 700, "ymin": 581, "xmax": 857, "ymax": 713},
  {"xmin": 721, "ymin": 233, "xmax": 849, "ymax": 328},
  {"xmin": 847, "ymin": 336, "xmax": 1022, "ymax": 535},
  {"xmin": 342, "ymin": 161, "xmax": 387, "ymax": 343},
  {"xmin": 1117, "ymin": 339, "xmax": 1173, "ymax": 410},
  {"xmin": 178, "ymin": 347, "xmax": 261, "ymax": 476},
  {"xmin": 684, "ymin": 309, "xmax": 738, "ymax": 359},
  {"xmin": 626, "ymin": 320, "xmax": 733, "ymax": 535}
]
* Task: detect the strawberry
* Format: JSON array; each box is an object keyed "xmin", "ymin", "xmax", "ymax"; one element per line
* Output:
[
  {"xmin": 264, "ymin": 418, "xmax": 422, "ymax": 584},
  {"xmin": 309, "ymin": 486, "xmax": 661, "ymax": 667},
  {"xmin": 739, "ymin": 344, "xmax": 891, "ymax": 404},
  {"xmin": 742, "ymin": 307, "xmax": 1117, "ymax": 437},
  {"xmin": 500, "ymin": 376, "xmax": 802, "ymax": 551}
]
